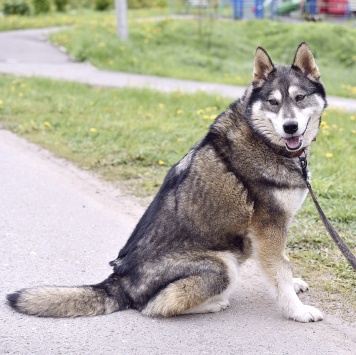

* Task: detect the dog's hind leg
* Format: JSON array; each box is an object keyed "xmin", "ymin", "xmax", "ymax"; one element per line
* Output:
[
  {"xmin": 293, "ymin": 278, "xmax": 309, "ymax": 294},
  {"xmin": 141, "ymin": 252, "xmax": 238, "ymax": 317}
]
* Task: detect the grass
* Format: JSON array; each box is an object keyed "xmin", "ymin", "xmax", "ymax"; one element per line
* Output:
[
  {"xmin": 0, "ymin": 8, "xmax": 168, "ymax": 32},
  {"xmin": 1, "ymin": 9, "xmax": 355, "ymax": 98},
  {"xmin": 0, "ymin": 75, "xmax": 355, "ymax": 317},
  {"xmin": 48, "ymin": 15, "xmax": 356, "ymax": 98}
]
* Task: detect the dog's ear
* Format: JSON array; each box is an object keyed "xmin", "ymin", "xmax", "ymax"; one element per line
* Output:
[
  {"xmin": 252, "ymin": 47, "xmax": 275, "ymax": 85},
  {"xmin": 292, "ymin": 42, "xmax": 320, "ymax": 81}
]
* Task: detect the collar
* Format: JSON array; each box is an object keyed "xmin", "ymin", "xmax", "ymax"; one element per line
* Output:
[{"xmin": 288, "ymin": 148, "xmax": 305, "ymax": 158}]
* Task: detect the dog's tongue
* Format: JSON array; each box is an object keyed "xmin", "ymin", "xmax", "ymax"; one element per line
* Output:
[{"xmin": 285, "ymin": 136, "xmax": 302, "ymax": 150}]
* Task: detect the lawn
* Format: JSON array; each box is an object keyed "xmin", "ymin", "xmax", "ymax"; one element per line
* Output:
[
  {"xmin": 49, "ymin": 15, "xmax": 356, "ymax": 98},
  {"xmin": 0, "ymin": 75, "xmax": 355, "ymax": 317},
  {"xmin": 1, "ymin": 9, "xmax": 355, "ymax": 98}
]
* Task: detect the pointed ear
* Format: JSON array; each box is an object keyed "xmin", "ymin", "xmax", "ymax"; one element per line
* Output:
[
  {"xmin": 252, "ymin": 47, "xmax": 275, "ymax": 85},
  {"xmin": 292, "ymin": 42, "xmax": 320, "ymax": 81}
]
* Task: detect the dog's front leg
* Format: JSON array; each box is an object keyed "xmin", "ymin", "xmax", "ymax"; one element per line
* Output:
[{"xmin": 250, "ymin": 226, "xmax": 323, "ymax": 322}]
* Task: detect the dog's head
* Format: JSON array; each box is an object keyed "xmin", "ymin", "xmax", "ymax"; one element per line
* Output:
[{"xmin": 246, "ymin": 42, "xmax": 327, "ymax": 156}]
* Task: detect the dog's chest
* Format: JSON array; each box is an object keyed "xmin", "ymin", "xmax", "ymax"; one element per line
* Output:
[{"xmin": 273, "ymin": 187, "xmax": 308, "ymax": 220}]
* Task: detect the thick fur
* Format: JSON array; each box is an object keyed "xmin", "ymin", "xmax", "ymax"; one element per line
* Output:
[{"xmin": 7, "ymin": 43, "xmax": 327, "ymax": 322}]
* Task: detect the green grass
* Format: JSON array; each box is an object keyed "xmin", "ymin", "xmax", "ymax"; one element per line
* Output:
[
  {"xmin": 0, "ymin": 75, "xmax": 355, "ymax": 316},
  {"xmin": 49, "ymin": 16, "xmax": 356, "ymax": 98},
  {"xmin": 1, "ymin": 9, "xmax": 355, "ymax": 98},
  {"xmin": 0, "ymin": 8, "xmax": 168, "ymax": 32}
]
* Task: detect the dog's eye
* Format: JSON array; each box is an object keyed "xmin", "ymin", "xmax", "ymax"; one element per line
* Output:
[
  {"xmin": 295, "ymin": 95, "xmax": 305, "ymax": 102},
  {"xmin": 268, "ymin": 99, "xmax": 279, "ymax": 106}
]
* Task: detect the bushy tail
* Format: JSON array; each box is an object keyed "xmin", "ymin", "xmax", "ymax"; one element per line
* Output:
[{"xmin": 6, "ymin": 274, "xmax": 129, "ymax": 318}]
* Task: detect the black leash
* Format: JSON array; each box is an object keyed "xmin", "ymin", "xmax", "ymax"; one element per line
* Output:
[{"xmin": 299, "ymin": 154, "xmax": 356, "ymax": 271}]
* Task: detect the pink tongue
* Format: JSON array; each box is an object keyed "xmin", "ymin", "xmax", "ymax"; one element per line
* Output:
[{"xmin": 285, "ymin": 136, "xmax": 302, "ymax": 149}]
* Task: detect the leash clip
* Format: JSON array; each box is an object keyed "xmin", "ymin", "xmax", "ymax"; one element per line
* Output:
[{"xmin": 298, "ymin": 154, "xmax": 309, "ymax": 183}]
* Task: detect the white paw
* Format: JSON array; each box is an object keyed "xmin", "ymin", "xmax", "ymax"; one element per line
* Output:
[
  {"xmin": 289, "ymin": 305, "xmax": 323, "ymax": 323},
  {"xmin": 206, "ymin": 300, "xmax": 230, "ymax": 313},
  {"xmin": 293, "ymin": 278, "xmax": 309, "ymax": 294}
]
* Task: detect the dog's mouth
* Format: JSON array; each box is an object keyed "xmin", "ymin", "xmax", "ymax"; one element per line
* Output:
[{"xmin": 284, "ymin": 136, "xmax": 303, "ymax": 151}]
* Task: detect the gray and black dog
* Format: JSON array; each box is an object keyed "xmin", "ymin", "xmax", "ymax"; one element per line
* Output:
[{"xmin": 7, "ymin": 42, "xmax": 327, "ymax": 322}]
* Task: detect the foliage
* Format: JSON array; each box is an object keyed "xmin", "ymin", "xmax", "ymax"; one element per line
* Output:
[
  {"xmin": 54, "ymin": 0, "xmax": 68, "ymax": 12},
  {"xmin": 128, "ymin": 0, "xmax": 167, "ymax": 9},
  {"xmin": 67, "ymin": 0, "xmax": 94, "ymax": 9},
  {"xmin": 3, "ymin": 0, "xmax": 31, "ymax": 15},
  {"xmin": 94, "ymin": 0, "xmax": 113, "ymax": 11},
  {"xmin": 32, "ymin": 0, "xmax": 51, "ymax": 14}
]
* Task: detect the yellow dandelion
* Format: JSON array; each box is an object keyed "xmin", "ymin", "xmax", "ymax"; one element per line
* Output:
[
  {"xmin": 196, "ymin": 109, "xmax": 204, "ymax": 115},
  {"xmin": 352, "ymin": 130, "xmax": 356, "ymax": 134},
  {"xmin": 350, "ymin": 115, "xmax": 356, "ymax": 121},
  {"xmin": 90, "ymin": 128, "xmax": 97, "ymax": 133},
  {"xmin": 158, "ymin": 103, "xmax": 165, "ymax": 109},
  {"xmin": 44, "ymin": 121, "xmax": 51, "ymax": 128},
  {"xmin": 320, "ymin": 121, "xmax": 328, "ymax": 128},
  {"xmin": 177, "ymin": 138, "xmax": 184, "ymax": 142},
  {"xmin": 158, "ymin": 160, "xmax": 165, "ymax": 165},
  {"xmin": 176, "ymin": 109, "xmax": 184, "ymax": 115},
  {"xmin": 0, "ymin": 99, "xmax": 3, "ymax": 105},
  {"xmin": 339, "ymin": 128, "xmax": 344, "ymax": 132},
  {"xmin": 19, "ymin": 92, "xmax": 23, "ymax": 97},
  {"xmin": 203, "ymin": 115, "xmax": 210, "ymax": 120},
  {"xmin": 326, "ymin": 153, "xmax": 333, "ymax": 158},
  {"xmin": 205, "ymin": 107, "xmax": 212, "ymax": 112}
]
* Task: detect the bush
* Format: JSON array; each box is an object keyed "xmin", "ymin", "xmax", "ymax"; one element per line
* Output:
[
  {"xmin": 3, "ymin": 0, "xmax": 31, "ymax": 15},
  {"xmin": 128, "ymin": 0, "xmax": 167, "ymax": 9},
  {"xmin": 32, "ymin": 0, "xmax": 51, "ymax": 14},
  {"xmin": 94, "ymin": 0, "xmax": 113, "ymax": 11},
  {"xmin": 67, "ymin": 0, "xmax": 94, "ymax": 9},
  {"xmin": 54, "ymin": 0, "xmax": 68, "ymax": 12}
]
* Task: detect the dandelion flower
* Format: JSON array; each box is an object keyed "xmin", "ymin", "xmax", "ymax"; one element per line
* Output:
[
  {"xmin": 326, "ymin": 153, "xmax": 333, "ymax": 158},
  {"xmin": 90, "ymin": 128, "xmax": 97, "ymax": 133},
  {"xmin": 158, "ymin": 103, "xmax": 164, "ymax": 109},
  {"xmin": 176, "ymin": 109, "xmax": 184, "ymax": 115},
  {"xmin": 158, "ymin": 160, "xmax": 165, "ymax": 165},
  {"xmin": 0, "ymin": 99, "xmax": 3, "ymax": 105},
  {"xmin": 196, "ymin": 109, "xmax": 204, "ymax": 115}
]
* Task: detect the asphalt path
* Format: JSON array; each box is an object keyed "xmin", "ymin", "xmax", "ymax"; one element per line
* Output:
[
  {"xmin": 0, "ymin": 26, "xmax": 356, "ymax": 354},
  {"xmin": 0, "ymin": 27, "xmax": 356, "ymax": 111},
  {"xmin": 1, "ymin": 127, "xmax": 356, "ymax": 354}
]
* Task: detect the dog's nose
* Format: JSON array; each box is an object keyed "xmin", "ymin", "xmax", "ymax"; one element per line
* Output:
[{"xmin": 283, "ymin": 121, "xmax": 298, "ymax": 134}]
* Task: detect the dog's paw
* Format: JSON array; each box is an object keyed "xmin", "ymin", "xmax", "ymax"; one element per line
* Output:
[
  {"xmin": 289, "ymin": 305, "xmax": 323, "ymax": 323},
  {"xmin": 207, "ymin": 300, "xmax": 230, "ymax": 313},
  {"xmin": 293, "ymin": 278, "xmax": 309, "ymax": 294}
]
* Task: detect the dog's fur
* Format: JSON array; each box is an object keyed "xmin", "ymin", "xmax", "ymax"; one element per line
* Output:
[{"xmin": 7, "ymin": 43, "xmax": 327, "ymax": 322}]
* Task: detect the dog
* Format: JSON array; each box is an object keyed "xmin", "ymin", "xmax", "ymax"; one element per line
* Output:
[{"xmin": 7, "ymin": 42, "xmax": 327, "ymax": 322}]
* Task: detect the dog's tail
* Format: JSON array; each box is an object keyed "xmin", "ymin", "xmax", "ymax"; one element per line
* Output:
[{"xmin": 6, "ymin": 274, "xmax": 130, "ymax": 318}]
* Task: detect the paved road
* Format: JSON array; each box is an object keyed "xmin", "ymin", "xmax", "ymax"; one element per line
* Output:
[
  {"xmin": 0, "ymin": 27, "xmax": 356, "ymax": 111},
  {"xmin": 1, "ymin": 130, "xmax": 356, "ymax": 354}
]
